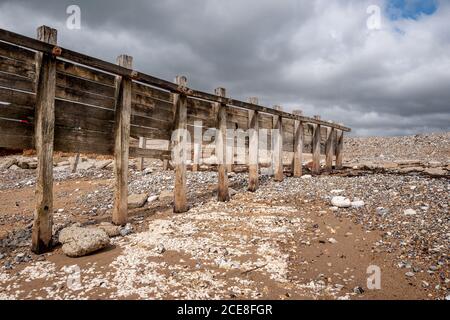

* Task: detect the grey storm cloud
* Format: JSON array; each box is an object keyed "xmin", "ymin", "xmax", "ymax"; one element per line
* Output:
[{"xmin": 0, "ymin": 0, "xmax": 449, "ymax": 136}]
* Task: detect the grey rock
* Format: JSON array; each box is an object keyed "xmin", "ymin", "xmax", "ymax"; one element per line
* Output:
[
  {"xmin": 155, "ymin": 244, "xmax": 166, "ymax": 254},
  {"xmin": 98, "ymin": 222, "xmax": 121, "ymax": 238},
  {"xmin": 0, "ymin": 158, "xmax": 17, "ymax": 170},
  {"xmin": 353, "ymin": 286, "xmax": 365, "ymax": 294},
  {"xmin": 331, "ymin": 196, "xmax": 351, "ymax": 208},
  {"xmin": 59, "ymin": 226, "xmax": 110, "ymax": 258},
  {"xmin": 405, "ymin": 272, "xmax": 415, "ymax": 277},
  {"xmin": 128, "ymin": 193, "xmax": 148, "ymax": 209},
  {"xmin": 147, "ymin": 195, "xmax": 159, "ymax": 203},
  {"xmin": 120, "ymin": 224, "xmax": 133, "ymax": 237}
]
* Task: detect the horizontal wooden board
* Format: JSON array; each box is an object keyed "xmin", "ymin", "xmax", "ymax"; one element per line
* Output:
[
  {"xmin": 130, "ymin": 125, "xmax": 171, "ymax": 141},
  {"xmin": 129, "ymin": 147, "xmax": 170, "ymax": 160},
  {"xmin": 0, "ymin": 87, "xmax": 35, "ymax": 106},
  {"xmin": 56, "ymin": 72, "xmax": 115, "ymax": 98},
  {"xmin": 0, "ymin": 56, "xmax": 35, "ymax": 80},
  {"xmin": 55, "ymin": 101, "xmax": 115, "ymax": 134},
  {"xmin": 132, "ymin": 82, "xmax": 172, "ymax": 102},
  {"xmin": 0, "ymin": 71, "xmax": 34, "ymax": 92},
  {"xmin": 54, "ymin": 127, "xmax": 113, "ymax": 155},
  {"xmin": 55, "ymin": 86, "xmax": 115, "ymax": 109},
  {"xmin": 0, "ymin": 103, "xmax": 34, "ymax": 122},
  {"xmin": 0, "ymin": 41, "xmax": 35, "ymax": 63},
  {"xmin": 56, "ymin": 60, "xmax": 115, "ymax": 87}
]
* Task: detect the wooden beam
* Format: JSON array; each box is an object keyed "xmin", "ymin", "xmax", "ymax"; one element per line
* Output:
[
  {"xmin": 173, "ymin": 76, "xmax": 188, "ymax": 213},
  {"xmin": 312, "ymin": 115, "xmax": 321, "ymax": 174},
  {"xmin": 70, "ymin": 153, "xmax": 80, "ymax": 173},
  {"xmin": 0, "ymin": 28, "xmax": 351, "ymax": 132},
  {"xmin": 215, "ymin": 88, "xmax": 230, "ymax": 202},
  {"xmin": 292, "ymin": 110, "xmax": 303, "ymax": 177},
  {"xmin": 336, "ymin": 130, "xmax": 344, "ymax": 170},
  {"xmin": 112, "ymin": 55, "xmax": 133, "ymax": 226},
  {"xmin": 137, "ymin": 137, "xmax": 146, "ymax": 171},
  {"xmin": 273, "ymin": 105, "xmax": 284, "ymax": 182},
  {"xmin": 325, "ymin": 126, "xmax": 335, "ymax": 171},
  {"xmin": 192, "ymin": 120, "xmax": 202, "ymax": 172},
  {"xmin": 31, "ymin": 26, "xmax": 57, "ymax": 254},
  {"xmin": 248, "ymin": 97, "xmax": 259, "ymax": 192}
]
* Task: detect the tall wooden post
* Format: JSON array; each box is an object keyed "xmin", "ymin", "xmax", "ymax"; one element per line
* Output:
[
  {"xmin": 112, "ymin": 55, "xmax": 133, "ymax": 226},
  {"xmin": 192, "ymin": 121, "xmax": 202, "ymax": 172},
  {"xmin": 215, "ymin": 88, "xmax": 230, "ymax": 202},
  {"xmin": 226, "ymin": 127, "xmax": 234, "ymax": 173},
  {"xmin": 312, "ymin": 116, "xmax": 321, "ymax": 174},
  {"xmin": 325, "ymin": 126, "xmax": 335, "ymax": 171},
  {"xmin": 292, "ymin": 110, "xmax": 303, "ymax": 177},
  {"xmin": 273, "ymin": 106, "xmax": 284, "ymax": 182},
  {"xmin": 137, "ymin": 137, "xmax": 146, "ymax": 171},
  {"xmin": 31, "ymin": 26, "xmax": 57, "ymax": 254},
  {"xmin": 336, "ymin": 130, "xmax": 344, "ymax": 170},
  {"xmin": 248, "ymin": 97, "xmax": 259, "ymax": 192},
  {"xmin": 173, "ymin": 76, "xmax": 188, "ymax": 213}
]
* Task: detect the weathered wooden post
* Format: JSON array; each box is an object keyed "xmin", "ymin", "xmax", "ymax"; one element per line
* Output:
[
  {"xmin": 192, "ymin": 120, "xmax": 202, "ymax": 172},
  {"xmin": 226, "ymin": 127, "xmax": 234, "ymax": 173},
  {"xmin": 336, "ymin": 129, "xmax": 344, "ymax": 170},
  {"xmin": 31, "ymin": 26, "xmax": 57, "ymax": 254},
  {"xmin": 215, "ymin": 88, "xmax": 230, "ymax": 201},
  {"xmin": 312, "ymin": 116, "xmax": 321, "ymax": 174},
  {"xmin": 137, "ymin": 137, "xmax": 146, "ymax": 171},
  {"xmin": 112, "ymin": 55, "xmax": 133, "ymax": 226},
  {"xmin": 173, "ymin": 76, "xmax": 188, "ymax": 213},
  {"xmin": 325, "ymin": 126, "xmax": 335, "ymax": 171},
  {"xmin": 70, "ymin": 153, "xmax": 80, "ymax": 173},
  {"xmin": 273, "ymin": 105, "xmax": 284, "ymax": 182},
  {"xmin": 248, "ymin": 97, "xmax": 259, "ymax": 192},
  {"xmin": 292, "ymin": 110, "xmax": 303, "ymax": 177}
]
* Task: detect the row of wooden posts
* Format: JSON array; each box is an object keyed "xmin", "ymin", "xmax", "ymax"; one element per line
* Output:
[{"xmin": 27, "ymin": 26, "xmax": 345, "ymax": 254}]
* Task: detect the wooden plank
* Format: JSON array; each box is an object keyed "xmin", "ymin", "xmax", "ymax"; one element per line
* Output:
[
  {"xmin": 0, "ymin": 71, "xmax": 34, "ymax": 92},
  {"xmin": 0, "ymin": 103, "xmax": 34, "ymax": 122},
  {"xmin": 113, "ymin": 55, "xmax": 132, "ymax": 226},
  {"xmin": 0, "ymin": 133, "xmax": 33, "ymax": 149},
  {"xmin": 0, "ymin": 40, "xmax": 36, "ymax": 62},
  {"xmin": 248, "ymin": 97, "xmax": 259, "ymax": 192},
  {"xmin": 54, "ymin": 127, "xmax": 113, "ymax": 155},
  {"xmin": 131, "ymin": 101, "xmax": 173, "ymax": 120},
  {"xmin": 325, "ymin": 127, "xmax": 335, "ymax": 171},
  {"xmin": 292, "ymin": 110, "xmax": 303, "ymax": 177},
  {"xmin": 137, "ymin": 137, "xmax": 146, "ymax": 170},
  {"xmin": 273, "ymin": 106, "xmax": 284, "ymax": 182},
  {"xmin": 130, "ymin": 125, "xmax": 170, "ymax": 140},
  {"xmin": 0, "ymin": 56, "xmax": 35, "ymax": 79},
  {"xmin": 56, "ymin": 72, "xmax": 115, "ymax": 98},
  {"xmin": 192, "ymin": 120, "xmax": 202, "ymax": 172},
  {"xmin": 54, "ymin": 99, "xmax": 115, "ymax": 135},
  {"xmin": 312, "ymin": 116, "xmax": 321, "ymax": 174},
  {"xmin": 130, "ymin": 113, "xmax": 172, "ymax": 131},
  {"xmin": 132, "ymin": 81, "xmax": 172, "ymax": 102},
  {"xmin": 56, "ymin": 60, "xmax": 115, "ymax": 87},
  {"xmin": 216, "ymin": 88, "xmax": 230, "ymax": 202},
  {"xmin": 129, "ymin": 146, "xmax": 170, "ymax": 160},
  {"xmin": 55, "ymin": 86, "xmax": 115, "ymax": 109},
  {"xmin": 31, "ymin": 26, "xmax": 57, "ymax": 254},
  {"xmin": 336, "ymin": 130, "xmax": 344, "ymax": 169},
  {"xmin": 0, "ymin": 87, "xmax": 35, "ymax": 106},
  {"xmin": 173, "ymin": 76, "xmax": 188, "ymax": 213}
]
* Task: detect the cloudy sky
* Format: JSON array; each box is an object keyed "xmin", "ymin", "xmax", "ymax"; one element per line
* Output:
[{"xmin": 0, "ymin": 0, "xmax": 449, "ymax": 136}]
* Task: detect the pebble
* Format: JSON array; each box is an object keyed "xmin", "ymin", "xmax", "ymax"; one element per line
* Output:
[
  {"xmin": 404, "ymin": 209, "xmax": 417, "ymax": 216},
  {"xmin": 353, "ymin": 286, "xmax": 365, "ymax": 294},
  {"xmin": 405, "ymin": 272, "xmax": 415, "ymax": 277},
  {"xmin": 331, "ymin": 196, "xmax": 351, "ymax": 208}
]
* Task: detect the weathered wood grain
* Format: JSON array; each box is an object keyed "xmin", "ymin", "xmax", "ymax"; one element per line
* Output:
[
  {"xmin": 248, "ymin": 97, "xmax": 259, "ymax": 192},
  {"xmin": 215, "ymin": 88, "xmax": 230, "ymax": 202},
  {"xmin": 112, "ymin": 55, "xmax": 132, "ymax": 226},
  {"xmin": 32, "ymin": 26, "xmax": 57, "ymax": 254}
]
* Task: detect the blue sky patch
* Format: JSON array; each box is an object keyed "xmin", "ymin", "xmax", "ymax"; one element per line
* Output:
[{"xmin": 386, "ymin": 0, "xmax": 438, "ymax": 20}]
